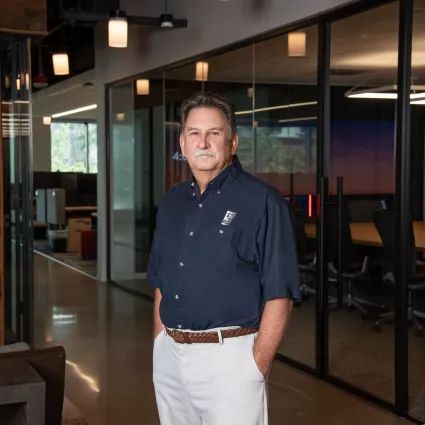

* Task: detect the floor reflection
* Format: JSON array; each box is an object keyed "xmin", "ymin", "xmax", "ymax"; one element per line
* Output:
[{"xmin": 33, "ymin": 254, "xmax": 406, "ymax": 425}]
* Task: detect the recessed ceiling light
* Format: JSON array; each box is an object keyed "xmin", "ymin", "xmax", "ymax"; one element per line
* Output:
[
  {"xmin": 52, "ymin": 104, "xmax": 97, "ymax": 118},
  {"xmin": 288, "ymin": 32, "xmax": 306, "ymax": 57},
  {"xmin": 136, "ymin": 79, "xmax": 150, "ymax": 95}
]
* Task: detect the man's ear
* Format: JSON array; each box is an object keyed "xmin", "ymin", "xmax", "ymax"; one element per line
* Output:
[
  {"xmin": 180, "ymin": 134, "xmax": 185, "ymax": 156},
  {"xmin": 231, "ymin": 134, "xmax": 239, "ymax": 155}
]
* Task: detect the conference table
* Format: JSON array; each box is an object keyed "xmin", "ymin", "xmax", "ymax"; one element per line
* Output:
[{"xmin": 304, "ymin": 221, "xmax": 425, "ymax": 251}]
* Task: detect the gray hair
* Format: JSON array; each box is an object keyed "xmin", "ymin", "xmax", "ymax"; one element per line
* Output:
[{"xmin": 180, "ymin": 91, "xmax": 237, "ymax": 139}]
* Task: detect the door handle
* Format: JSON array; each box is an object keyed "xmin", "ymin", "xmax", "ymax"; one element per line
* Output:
[{"xmin": 336, "ymin": 176, "xmax": 344, "ymax": 308}]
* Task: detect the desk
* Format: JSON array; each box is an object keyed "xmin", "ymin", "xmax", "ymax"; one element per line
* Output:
[
  {"xmin": 65, "ymin": 207, "xmax": 97, "ymax": 252},
  {"xmin": 305, "ymin": 222, "xmax": 425, "ymax": 251},
  {"xmin": 65, "ymin": 206, "xmax": 97, "ymax": 213}
]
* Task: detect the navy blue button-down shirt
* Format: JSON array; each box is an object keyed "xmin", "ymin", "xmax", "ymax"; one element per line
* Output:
[{"xmin": 147, "ymin": 155, "xmax": 300, "ymax": 330}]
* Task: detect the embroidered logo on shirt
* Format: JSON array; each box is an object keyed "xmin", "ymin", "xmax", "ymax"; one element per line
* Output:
[{"xmin": 222, "ymin": 211, "xmax": 237, "ymax": 226}]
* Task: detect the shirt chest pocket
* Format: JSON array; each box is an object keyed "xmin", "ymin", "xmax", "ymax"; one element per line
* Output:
[{"xmin": 195, "ymin": 226, "xmax": 239, "ymax": 276}]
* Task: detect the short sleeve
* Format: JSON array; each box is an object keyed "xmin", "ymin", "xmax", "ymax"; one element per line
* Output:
[
  {"xmin": 256, "ymin": 196, "xmax": 301, "ymax": 303},
  {"xmin": 146, "ymin": 235, "xmax": 161, "ymax": 289}
]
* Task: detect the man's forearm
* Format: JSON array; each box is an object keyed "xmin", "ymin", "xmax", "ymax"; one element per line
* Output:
[
  {"xmin": 253, "ymin": 298, "xmax": 293, "ymax": 376},
  {"xmin": 154, "ymin": 289, "xmax": 164, "ymax": 339}
]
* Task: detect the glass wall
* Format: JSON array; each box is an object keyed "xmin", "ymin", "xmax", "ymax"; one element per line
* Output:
[
  {"xmin": 106, "ymin": 1, "xmax": 425, "ymax": 420},
  {"xmin": 109, "ymin": 74, "xmax": 163, "ymax": 294},
  {"xmin": 327, "ymin": 3, "xmax": 399, "ymax": 403},
  {"xmin": 409, "ymin": 0, "xmax": 425, "ymax": 419},
  {"xmin": 1, "ymin": 38, "xmax": 33, "ymax": 344},
  {"xmin": 254, "ymin": 27, "xmax": 318, "ymax": 368},
  {"xmin": 164, "ymin": 64, "xmax": 203, "ymax": 189},
  {"xmin": 109, "ymin": 83, "xmax": 137, "ymax": 287}
]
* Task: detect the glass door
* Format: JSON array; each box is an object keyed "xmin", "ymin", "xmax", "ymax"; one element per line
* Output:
[
  {"xmin": 323, "ymin": 2, "xmax": 400, "ymax": 404},
  {"xmin": 1, "ymin": 38, "xmax": 33, "ymax": 344}
]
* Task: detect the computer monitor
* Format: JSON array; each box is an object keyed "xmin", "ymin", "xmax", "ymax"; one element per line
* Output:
[{"xmin": 347, "ymin": 199, "xmax": 384, "ymax": 223}]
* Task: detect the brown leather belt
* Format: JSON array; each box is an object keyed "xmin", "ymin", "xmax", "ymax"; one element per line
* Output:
[{"xmin": 166, "ymin": 327, "xmax": 258, "ymax": 344}]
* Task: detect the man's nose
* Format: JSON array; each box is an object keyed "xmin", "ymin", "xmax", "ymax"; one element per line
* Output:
[{"xmin": 198, "ymin": 134, "xmax": 209, "ymax": 149}]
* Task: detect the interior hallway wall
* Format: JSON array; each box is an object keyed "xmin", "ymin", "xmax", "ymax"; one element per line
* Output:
[
  {"xmin": 33, "ymin": 117, "xmax": 51, "ymax": 172},
  {"xmin": 95, "ymin": 0, "xmax": 357, "ymax": 281}
]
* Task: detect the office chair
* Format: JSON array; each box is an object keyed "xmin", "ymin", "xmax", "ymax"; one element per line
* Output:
[
  {"xmin": 373, "ymin": 211, "xmax": 425, "ymax": 336},
  {"xmin": 347, "ymin": 199, "xmax": 383, "ymax": 223},
  {"xmin": 326, "ymin": 202, "xmax": 382, "ymax": 315},
  {"xmin": 294, "ymin": 215, "xmax": 316, "ymax": 300}
]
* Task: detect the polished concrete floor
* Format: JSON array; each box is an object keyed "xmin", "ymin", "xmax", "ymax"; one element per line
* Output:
[{"xmin": 33, "ymin": 254, "xmax": 408, "ymax": 425}]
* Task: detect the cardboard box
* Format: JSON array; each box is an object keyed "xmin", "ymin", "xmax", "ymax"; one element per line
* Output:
[{"xmin": 67, "ymin": 218, "xmax": 91, "ymax": 253}]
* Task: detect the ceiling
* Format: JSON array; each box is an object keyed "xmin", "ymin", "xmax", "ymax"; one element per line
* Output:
[
  {"xmin": 32, "ymin": 70, "xmax": 97, "ymax": 120},
  {"xmin": 33, "ymin": 0, "xmax": 425, "ymax": 117},
  {"xmin": 29, "ymin": 0, "xmax": 118, "ymax": 91},
  {"xmin": 164, "ymin": 1, "xmax": 425, "ymax": 88}
]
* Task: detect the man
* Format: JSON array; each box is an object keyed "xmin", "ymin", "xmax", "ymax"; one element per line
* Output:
[{"xmin": 147, "ymin": 91, "xmax": 300, "ymax": 425}]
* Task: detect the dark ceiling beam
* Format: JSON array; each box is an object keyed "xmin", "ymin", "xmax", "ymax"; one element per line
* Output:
[{"xmin": 60, "ymin": 10, "xmax": 188, "ymax": 28}]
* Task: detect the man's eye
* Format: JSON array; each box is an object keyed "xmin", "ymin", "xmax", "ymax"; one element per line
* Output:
[
  {"xmin": 189, "ymin": 132, "xmax": 199, "ymax": 136},
  {"xmin": 211, "ymin": 131, "xmax": 219, "ymax": 136}
]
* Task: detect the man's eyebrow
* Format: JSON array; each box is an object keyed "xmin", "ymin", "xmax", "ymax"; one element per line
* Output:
[{"xmin": 185, "ymin": 126, "xmax": 225, "ymax": 132}]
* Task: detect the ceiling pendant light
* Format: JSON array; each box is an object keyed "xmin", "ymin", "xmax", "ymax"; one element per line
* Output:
[
  {"xmin": 196, "ymin": 61, "xmax": 209, "ymax": 82},
  {"xmin": 288, "ymin": 32, "xmax": 306, "ymax": 57},
  {"xmin": 52, "ymin": 53, "xmax": 70, "ymax": 75},
  {"xmin": 160, "ymin": 0, "xmax": 174, "ymax": 28},
  {"xmin": 109, "ymin": 10, "xmax": 128, "ymax": 48},
  {"xmin": 136, "ymin": 79, "xmax": 150, "ymax": 95},
  {"xmin": 43, "ymin": 116, "xmax": 51, "ymax": 125}
]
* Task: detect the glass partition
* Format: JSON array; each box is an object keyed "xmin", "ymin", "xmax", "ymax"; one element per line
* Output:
[
  {"xmin": 327, "ymin": 2, "xmax": 399, "ymax": 403},
  {"xmin": 109, "ymin": 83, "xmax": 137, "ymax": 287},
  {"xmin": 109, "ymin": 75, "xmax": 164, "ymax": 295},
  {"xmin": 254, "ymin": 26, "xmax": 318, "ymax": 368},
  {"xmin": 1, "ymin": 38, "xmax": 33, "ymax": 344},
  {"xmin": 204, "ymin": 45, "xmax": 254, "ymax": 173},
  {"xmin": 106, "ymin": 0, "xmax": 425, "ymax": 416},
  {"xmin": 409, "ymin": 0, "xmax": 425, "ymax": 420},
  {"xmin": 164, "ymin": 64, "xmax": 202, "ymax": 189}
]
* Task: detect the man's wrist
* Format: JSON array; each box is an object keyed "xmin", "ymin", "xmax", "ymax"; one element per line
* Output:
[
  {"xmin": 154, "ymin": 326, "xmax": 164, "ymax": 340},
  {"xmin": 253, "ymin": 344, "xmax": 273, "ymax": 376}
]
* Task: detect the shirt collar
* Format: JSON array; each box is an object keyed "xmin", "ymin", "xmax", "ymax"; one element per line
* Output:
[{"xmin": 189, "ymin": 155, "xmax": 243, "ymax": 193}]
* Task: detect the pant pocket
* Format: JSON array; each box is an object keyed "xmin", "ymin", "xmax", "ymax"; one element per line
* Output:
[{"xmin": 249, "ymin": 334, "xmax": 265, "ymax": 382}]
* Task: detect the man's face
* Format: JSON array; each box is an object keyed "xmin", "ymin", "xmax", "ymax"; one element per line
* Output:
[{"xmin": 180, "ymin": 107, "xmax": 238, "ymax": 173}]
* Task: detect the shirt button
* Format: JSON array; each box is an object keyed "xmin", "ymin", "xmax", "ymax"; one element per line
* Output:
[
  {"xmin": 178, "ymin": 325, "xmax": 182, "ymax": 329},
  {"xmin": 180, "ymin": 262, "xmax": 184, "ymax": 267},
  {"xmin": 219, "ymin": 230, "xmax": 224, "ymax": 234},
  {"xmin": 189, "ymin": 231, "xmax": 194, "ymax": 236},
  {"xmin": 198, "ymin": 204, "xmax": 203, "ymax": 208},
  {"xmin": 217, "ymin": 191, "xmax": 221, "ymax": 195},
  {"xmin": 192, "ymin": 193, "xmax": 196, "ymax": 197},
  {"xmin": 175, "ymin": 295, "xmax": 180, "ymax": 300},
  {"xmin": 191, "ymin": 182, "xmax": 195, "ymax": 186}
]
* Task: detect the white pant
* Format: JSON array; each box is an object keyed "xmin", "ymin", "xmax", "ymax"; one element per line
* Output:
[{"xmin": 153, "ymin": 328, "xmax": 268, "ymax": 425}]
